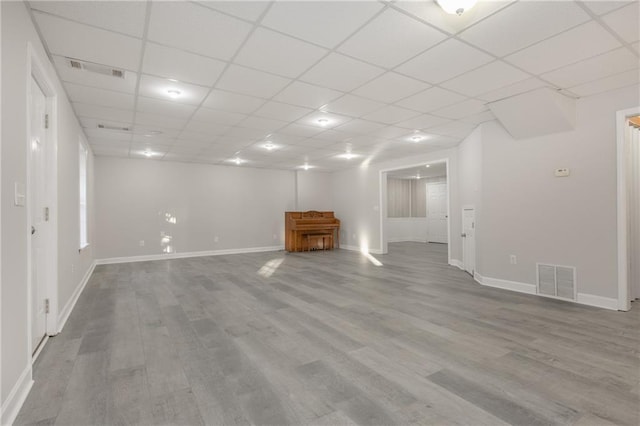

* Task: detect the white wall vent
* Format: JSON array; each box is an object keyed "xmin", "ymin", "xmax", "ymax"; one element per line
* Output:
[
  {"xmin": 66, "ymin": 57, "xmax": 125, "ymax": 79},
  {"xmin": 97, "ymin": 124, "xmax": 131, "ymax": 132},
  {"xmin": 537, "ymin": 263, "xmax": 576, "ymax": 300}
]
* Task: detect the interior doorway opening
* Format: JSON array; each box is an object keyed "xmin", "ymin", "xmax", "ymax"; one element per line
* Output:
[{"xmin": 380, "ymin": 160, "xmax": 450, "ymax": 263}]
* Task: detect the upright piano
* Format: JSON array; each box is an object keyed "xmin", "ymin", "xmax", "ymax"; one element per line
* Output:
[{"xmin": 285, "ymin": 211, "xmax": 340, "ymax": 252}]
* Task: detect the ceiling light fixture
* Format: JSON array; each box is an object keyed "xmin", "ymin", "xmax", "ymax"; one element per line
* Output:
[
  {"xmin": 317, "ymin": 118, "xmax": 330, "ymax": 126},
  {"xmin": 167, "ymin": 89, "xmax": 182, "ymax": 99},
  {"xmin": 143, "ymin": 150, "xmax": 153, "ymax": 158},
  {"xmin": 234, "ymin": 157, "xmax": 243, "ymax": 165},
  {"xmin": 411, "ymin": 135, "xmax": 423, "ymax": 142},
  {"xmin": 302, "ymin": 163, "xmax": 310, "ymax": 170},
  {"xmin": 264, "ymin": 142, "xmax": 275, "ymax": 151},
  {"xmin": 436, "ymin": 0, "xmax": 477, "ymax": 16},
  {"xmin": 425, "ymin": 164, "xmax": 431, "ymax": 168}
]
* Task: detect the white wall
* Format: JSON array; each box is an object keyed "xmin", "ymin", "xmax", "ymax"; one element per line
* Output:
[
  {"xmin": 94, "ymin": 157, "xmax": 300, "ymax": 259},
  {"xmin": 480, "ymin": 85, "xmax": 640, "ymax": 299},
  {"xmin": 386, "ymin": 218, "xmax": 428, "ymax": 242},
  {"xmin": 296, "ymin": 170, "xmax": 333, "ymax": 211},
  {"xmin": 331, "ymin": 149, "xmax": 459, "ymax": 256},
  {"xmin": 1, "ymin": 2, "xmax": 95, "ymax": 422},
  {"xmin": 457, "ymin": 126, "xmax": 483, "ymax": 271}
]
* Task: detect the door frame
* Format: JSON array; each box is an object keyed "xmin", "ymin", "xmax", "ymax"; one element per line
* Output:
[
  {"xmin": 461, "ymin": 205, "xmax": 476, "ymax": 275},
  {"xmin": 26, "ymin": 43, "xmax": 59, "ymax": 359},
  {"xmin": 617, "ymin": 106, "xmax": 640, "ymax": 311},
  {"xmin": 426, "ymin": 180, "xmax": 448, "ymax": 243},
  {"xmin": 379, "ymin": 158, "xmax": 450, "ymax": 264}
]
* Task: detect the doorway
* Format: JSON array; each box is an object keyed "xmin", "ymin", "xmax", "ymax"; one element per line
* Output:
[
  {"xmin": 462, "ymin": 206, "xmax": 475, "ymax": 276},
  {"xmin": 617, "ymin": 108, "xmax": 640, "ymax": 311},
  {"xmin": 426, "ymin": 181, "xmax": 448, "ymax": 243},
  {"xmin": 27, "ymin": 44, "xmax": 59, "ymax": 357}
]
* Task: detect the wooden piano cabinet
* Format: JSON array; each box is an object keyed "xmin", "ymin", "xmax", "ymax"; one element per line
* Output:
[{"xmin": 285, "ymin": 211, "xmax": 340, "ymax": 252}]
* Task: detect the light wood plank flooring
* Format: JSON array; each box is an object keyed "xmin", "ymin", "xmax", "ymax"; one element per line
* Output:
[{"xmin": 16, "ymin": 242, "xmax": 640, "ymax": 425}]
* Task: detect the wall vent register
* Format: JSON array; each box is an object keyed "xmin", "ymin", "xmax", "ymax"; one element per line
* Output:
[
  {"xmin": 67, "ymin": 57, "xmax": 125, "ymax": 79},
  {"xmin": 537, "ymin": 263, "xmax": 576, "ymax": 300}
]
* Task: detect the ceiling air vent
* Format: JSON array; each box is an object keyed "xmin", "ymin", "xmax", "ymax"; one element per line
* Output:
[
  {"xmin": 537, "ymin": 263, "xmax": 576, "ymax": 301},
  {"xmin": 66, "ymin": 57, "xmax": 125, "ymax": 79},
  {"xmin": 97, "ymin": 124, "xmax": 131, "ymax": 132}
]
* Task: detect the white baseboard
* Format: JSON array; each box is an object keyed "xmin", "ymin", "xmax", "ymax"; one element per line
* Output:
[
  {"xmin": 96, "ymin": 245, "xmax": 284, "ymax": 265},
  {"xmin": 576, "ymin": 293, "xmax": 619, "ymax": 310},
  {"xmin": 1, "ymin": 364, "xmax": 33, "ymax": 426},
  {"xmin": 387, "ymin": 238, "xmax": 427, "ymax": 243},
  {"xmin": 58, "ymin": 260, "xmax": 96, "ymax": 332},
  {"xmin": 449, "ymin": 259, "xmax": 464, "ymax": 270},
  {"xmin": 473, "ymin": 272, "xmax": 617, "ymax": 310}
]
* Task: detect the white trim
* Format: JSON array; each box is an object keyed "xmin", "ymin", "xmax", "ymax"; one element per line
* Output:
[
  {"xmin": 0, "ymin": 364, "xmax": 33, "ymax": 426},
  {"xmin": 474, "ymin": 272, "xmax": 617, "ymax": 310},
  {"xmin": 449, "ymin": 259, "xmax": 464, "ymax": 270},
  {"xmin": 576, "ymin": 293, "xmax": 619, "ymax": 310},
  {"xmin": 57, "ymin": 261, "xmax": 96, "ymax": 332},
  {"xmin": 339, "ymin": 244, "xmax": 384, "ymax": 254},
  {"xmin": 32, "ymin": 335, "xmax": 49, "ymax": 363},
  {"xmin": 96, "ymin": 245, "xmax": 285, "ymax": 265},
  {"xmin": 617, "ymin": 107, "xmax": 640, "ymax": 311},
  {"xmin": 387, "ymin": 238, "xmax": 427, "ymax": 243}
]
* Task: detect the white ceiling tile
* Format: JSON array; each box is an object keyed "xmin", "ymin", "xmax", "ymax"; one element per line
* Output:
[
  {"xmin": 273, "ymin": 81, "xmax": 343, "ymax": 109},
  {"xmin": 131, "ymin": 134, "xmax": 177, "ymax": 146},
  {"xmin": 262, "ymin": 1, "xmax": 383, "ymax": 48},
  {"xmin": 460, "ymin": 110, "xmax": 497, "ymax": 125},
  {"xmin": 138, "ymin": 75, "xmax": 210, "ymax": 105},
  {"xmin": 64, "ymin": 83, "xmax": 134, "ymax": 110},
  {"xmin": 30, "ymin": 1, "xmax": 147, "ymax": 37},
  {"xmin": 136, "ymin": 97, "xmax": 197, "ymax": 119},
  {"xmin": 191, "ymin": 107, "xmax": 247, "ymax": 126},
  {"xmin": 87, "ymin": 136, "xmax": 131, "ymax": 147},
  {"xmin": 441, "ymin": 61, "xmax": 530, "ymax": 97},
  {"xmin": 142, "ymin": 43, "xmax": 226, "ymax": 86},
  {"xmin": 428, "ymin": 121, "xmax": 477, "ymax": 138},
  {"xmin": 180, "ymin": 128, "xmax": 228, "ymax": 142},
  {"xmin": 581, "ymin": 1, "xmax": 634, "ymax": 16},
  {"xmin": 352, "ymin": 72, "xmax": 431, "ymax": 103},
  {"xmin": 195, "ymin": 1, "xmax": 269, "ymax": 22},
  {"xmin": 300, "ymin": 53, "xmax": 385, "ymax": 92},
  {"xmin": 222, "ymin": 126, "xmax": 268, "ymax": 140},
  {"xmin": 505, "ymin": 21, "xmax": 622, "ymax": 74},
  {"xmin": 253, "ymin": 101, "xmax": 313, "ymax": 122},
  {"xmin": 324, "ymin": 95, "xmax": 385, "ymax": 117},
  {"xmin": 632, "ymin": 42, "xmax": 640, "ymax": 54},
  {"xmin": 395, "ymin": 114, "xmax": 451, "ymax": 130},
  {"xmin": 216, "ymin": 65, "xmax": 292, "ymax": 98},
  {"xmin": 540, "ymin": 47, "xmax": 639, "ymax": 88},
  {"xmin": 33, "ymin": 12, "xmax": 142, "ymax": 71},
  {"xmin": 432, "ymin": 99, "xmax": 488, "ymax": 120},
  {"xmin": 235, "ymin": 28, "xmax": 328, "ymax": 78},
  {"xmin": 337, "ymin": 8, "xmax": 447, "ymax": 68},
  {"xmin": 396, "ymin": 38, "xmax": 493, "ymax": 85},
  {"xmin": 459, "ymin": 2, "xmax": 591, "ymax": 56},
  {"xmin": 363, "ymin": 105, "xmax": 421, "ymax": 125},
  {"xmin": 476, "ymin": 77, "xmax": 549, "ymax": 102},
  {"xmin": 202, "ymin": 90, "xmax": 265, "ymax": 114},
  {"xmin": 393, "ymin": 1, "xmax": 514, "ymax": 35},
  {"xmin": 315, "ymin": 129, "xmax": 355, "ymax": 143},
  {"xmin": 239, "ymin": 116, "xmax": 289, "ymax": 132},
  {"xmin": 334, "ymin": 119, "xmax": 387, "ymax": 135},
  {"xmin": 52, "ymin": 55, "xmax": 138, "ymax": 94},
  {"xmin": 73, "ymin": 102, "xmax": 133, "ymax": 123},
  {"xmin": 601, "ymin": 2, "xmax": 640, "ymax": 43},
  {"xmin": 134, "ymin": 112, "xmax": 189, "ymax": 130},
  {"xmin": 279, "ymin": 123, "xmax": 326, "ymax": 138},
  {"xmin": 84, "ymin": 127, "xmax": 132, "ymax": 142},
  {"xmin": 396, "ymin": 87, "xmax": 468, "ymax": 113},
  {"xmin": 147, "ymin": 2, "xmax": 252, "ymax": 60},
  {"xmin": 569, "ymin": 69, "xmax": 640, "ymax": 97}
]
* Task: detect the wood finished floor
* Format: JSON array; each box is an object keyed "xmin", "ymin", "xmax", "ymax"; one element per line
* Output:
[{"xmin": 16, "ymin": 242, "xmax": 640, "ymax": 426}]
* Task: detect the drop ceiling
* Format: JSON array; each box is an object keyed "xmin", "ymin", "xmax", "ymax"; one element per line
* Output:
[{"xmin": 28, "ymin": 0, "xmax": 640, "ymax": 171}]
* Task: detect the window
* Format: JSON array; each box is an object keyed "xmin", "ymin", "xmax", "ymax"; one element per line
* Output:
[{"xmin": 79, "ymin": 141, "xmax": 88, "ymax": 249}]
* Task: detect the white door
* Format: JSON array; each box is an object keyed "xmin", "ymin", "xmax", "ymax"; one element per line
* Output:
[
  {"xmin": 427, "ymin": 182, "xmax": 448, "ymax": 243},
  {"xmin": 462, "ymin": 207, "xmax": 475, "ymax": 275},
  {"xmin": 30, "ymin": 76, "xmax": 48, "ymax": 354}
]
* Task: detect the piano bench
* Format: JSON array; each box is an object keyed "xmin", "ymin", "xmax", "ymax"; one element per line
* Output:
[{"xmin": 305, "ymin": 233, "xmax": 333, "ymax": 251}]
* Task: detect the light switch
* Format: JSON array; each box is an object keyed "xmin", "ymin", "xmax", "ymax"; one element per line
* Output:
[
  {"xmin": 554, "ymin": 168, "xmax": 570, "ymax": 177},
  {"xmin": 14, "ymin": 182, "xmax": 25, "ymax": 206}
]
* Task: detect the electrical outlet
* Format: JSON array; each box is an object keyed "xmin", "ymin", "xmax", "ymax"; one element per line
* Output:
[
  {"xmin": 71, "ymin": 264, "xmax": 75, "ymax": 273},
  {"xmin": 510, "ymin": 255, "xmax": 517, "ymax": 265},
  {"xmin": 139, "ymin": 240, "xmax": 145, "ymax": 247},
  {"xmin": 214, "ymin": 236, "xmax": 219, "ymax": 242}
]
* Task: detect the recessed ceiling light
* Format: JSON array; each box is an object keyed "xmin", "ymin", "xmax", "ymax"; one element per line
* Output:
[
  {"xmin": 437, "ymin": 0, "xmax": 477, "ymax": 15},
  {"xmin": 233, "ymin": 157, "xmax": 243, "ymax": 165},
  {"xmin": 317, "ymin": 118, "xmax": 330, "ymax": 125},
  {"xmin": 411, "ymin": 135, "xmax": 423, "ymax": 142},
  {"xmin": 302, "ymin": 163, "xmax": 311, "ymax": 170},
  {"xmin": 143, "ymin": 150, "xmax": 154, "ymax": 158},
  {"xmin": 167, "ymin": 78, "xmax": 179, "ymax": 82},
  {"xmin": 167, "ymin": 89, "xmax": 182, "ymax": 99},
  {"xmin": 425, "ymin": 164, "xmax": 431, "ymax": 168},
  {"xmin": 339, "ymin": 152, "xmax": 358, "ymax": 160},
  {"xmin": 264, "ymin": 142, "xmax": 275, "ymax": 151}
]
